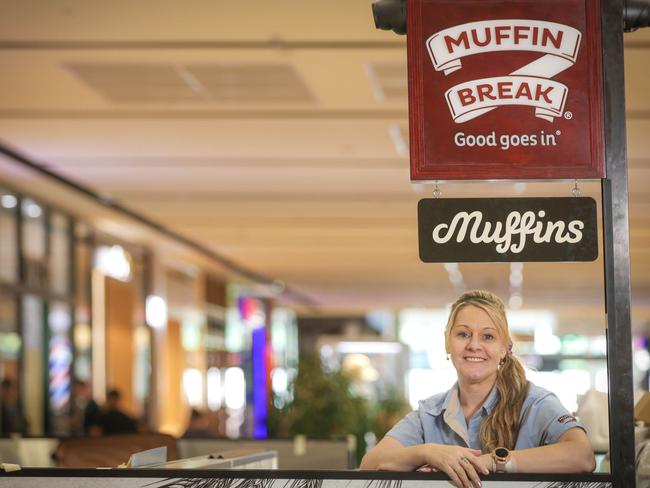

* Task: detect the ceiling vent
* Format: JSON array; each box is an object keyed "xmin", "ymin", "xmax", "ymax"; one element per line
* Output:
[
  {"xmin": 66, "ymin": 63, "xmax": 314, "ymax": 104},
  {"xmin": 66, "ymin": 63, "xmax": 203, "ymax": 103},
  {"xmin": 186, "ymin": 64, "xmax": 314, "ymax": 103},
  {"xmin": 365, "ymin": 62, "xmax": 407, "ymax": 102}
]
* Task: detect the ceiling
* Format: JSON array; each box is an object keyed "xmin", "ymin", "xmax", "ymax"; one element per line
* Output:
[{"xmin": 0, "ymin": 0, "xmax": 649, "ymax": 332}]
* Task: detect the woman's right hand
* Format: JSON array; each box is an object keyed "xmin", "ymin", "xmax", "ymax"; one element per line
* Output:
[
  {"xmin": 360, "ymin": 436, "xmax": 488, "ymax": 487},
  {"xmin": 419, "ymin": 444, "xmax": 489, "ymax": 488}
]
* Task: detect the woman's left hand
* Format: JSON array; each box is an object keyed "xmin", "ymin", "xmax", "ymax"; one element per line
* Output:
[{"xmin": 474, "ymin": 454, "xmax": 493, "ymax": 474}]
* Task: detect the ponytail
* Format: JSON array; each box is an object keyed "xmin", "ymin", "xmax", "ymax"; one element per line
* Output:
[{"xmin": 480, "ymin": 354, "xmax": 529, "ymax": 452}]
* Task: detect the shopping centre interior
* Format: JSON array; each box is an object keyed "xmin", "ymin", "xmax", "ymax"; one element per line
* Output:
[{"xmin": 0, "ymin": 0, "xmax": 649, "ymax": 473}]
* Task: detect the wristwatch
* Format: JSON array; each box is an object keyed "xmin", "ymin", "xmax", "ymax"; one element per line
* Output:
[{"xmin": 491, "ymin": 447, "xmax": 510, "ymax": 473}]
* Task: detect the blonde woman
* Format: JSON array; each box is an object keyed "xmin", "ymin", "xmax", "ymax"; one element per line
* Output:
[{"xmin": 360, "ymin": 290, "xmax": 595, "ymax": 488}]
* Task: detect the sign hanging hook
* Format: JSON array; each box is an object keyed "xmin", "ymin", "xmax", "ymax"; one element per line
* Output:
[
  {"xmin": 572, "ymin": 179, "xmax": 582, "ymax": 197},
  {"xmin": 433, "ymin": 181, "xmax": 443, "ymax": 198}
]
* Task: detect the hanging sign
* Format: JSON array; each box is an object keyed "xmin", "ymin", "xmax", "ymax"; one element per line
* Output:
[
  {"xmin": 418, "ymin": 197, "xmax": 598, "ymax": 262},
  {"xmin": 407, "ymin": 0, "xmax": 605, "ymax": 180}
]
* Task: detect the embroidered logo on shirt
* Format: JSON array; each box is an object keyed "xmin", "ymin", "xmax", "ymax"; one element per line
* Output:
[{"xmin": 557, "ymin": 414, "xmax": 577, "ymax": 424}]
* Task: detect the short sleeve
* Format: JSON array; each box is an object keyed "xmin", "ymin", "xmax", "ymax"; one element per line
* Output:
[
  {"xmin": 523, "ymin": 390, "xmax": 586, "ymax": 445},
  {"xmin": 385, "ymin": 410, "xmax": 425, "ymax": 447}
]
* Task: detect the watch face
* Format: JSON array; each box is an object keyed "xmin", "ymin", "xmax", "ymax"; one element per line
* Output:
[{"xmin": 495, "ymin": 447, "xmax": 509, "ymax": 458}]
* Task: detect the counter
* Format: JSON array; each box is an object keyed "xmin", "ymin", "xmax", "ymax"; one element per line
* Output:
[{"xmin": 0, "ymin": 468, "xmax": 613, "ymax": 488}]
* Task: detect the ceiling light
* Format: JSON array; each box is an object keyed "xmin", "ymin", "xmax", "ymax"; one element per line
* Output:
[
  {"xmin": 22, "ymin": 199, "xmax": 42, "ymax": 218},
  {"xmin": 444, "ymin": 263, "xmax": 458, "ymax": 272},
  {"xmin": 145, "ymin": 295, "xmax": 167, "ymax": 329},
  {"xmin": 389, "ymin": 124, "xmax": 408, "ymax": 156},
  {"xmin": 224, "ymin": 367, "xmax": 247, "ymax": 410},
  {"xmin": 509, "ymin": 294, "xmax": 523, "ymax": 309},
  {"xmin": 443, "ymin": 262, "xmax": 465, "ymax": 291},
  {"xmin": 207, "ymin": 367, "xmax": 223, "ymax": 412},
  {"xmin": 509, "ymin": 271, "xmax": 524, "ymax": 287},
  {"xmin": 513, "ymin": 182, "xmax": 527, "ymax": 194},
  {"xmin": 1, "ymin": 194, "xmax": 17, "ymax": 209},
  {"xmin": 94, "ymin": 245, "xmax": 133, "ymax": 282},
  {"xmin": 410, "ymin": 183, "xmax": 426, "ymax": 194},
  {"xmin": 509, "ymin": 262, "xmax": 524, "ymax": 309}
]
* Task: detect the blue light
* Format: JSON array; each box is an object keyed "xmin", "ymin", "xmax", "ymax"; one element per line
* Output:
[{"xmin": 252, "ymin": 325, "xmax": 268, "ymax": 439}]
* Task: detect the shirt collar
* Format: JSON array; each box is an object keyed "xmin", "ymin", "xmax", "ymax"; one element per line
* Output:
[
  {"xmin": 423, "ymin": 382, "xmax": 499, "ymax": 417},
  {"xmin": 422, "ymin": 383, "xmax": 458, "ymax": 417}
]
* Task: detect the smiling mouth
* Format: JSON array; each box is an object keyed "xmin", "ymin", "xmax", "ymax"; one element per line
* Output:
[{"xmin": 464, "ymin": 357, "xmax": 486, "ymax": 362}]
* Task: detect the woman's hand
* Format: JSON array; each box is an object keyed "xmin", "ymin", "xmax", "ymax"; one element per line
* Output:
[
  {"xmin": 360, "ymin": 436, "xmax": 489, "ymax": 486},
  {"xmin": 419, "ymin": 444, "xmax": 489, "ymax": 488},
  {"xmin": 473, "ymin": 454, "xmax": 494, "ymax": 474}
]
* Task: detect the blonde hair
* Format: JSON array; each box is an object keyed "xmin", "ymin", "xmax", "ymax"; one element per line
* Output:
[{"xmin": 444, "ymin": 290, "xmax": 529, "ymax": 452}]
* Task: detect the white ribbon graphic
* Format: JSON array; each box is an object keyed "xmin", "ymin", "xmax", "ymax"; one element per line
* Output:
[
  {"xmin": 427, "ymin": 19, "xmax": 582, "ymax": 123},
  {"xmin": 445, "ymin": 76, "xmax": 568, "ymax": 123}
]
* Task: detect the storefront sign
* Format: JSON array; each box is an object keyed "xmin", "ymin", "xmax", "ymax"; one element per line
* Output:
[
  {"xmin": 418, "ymin": 197, "xmax": 598, "ymax": 262},
  {"xmin": 408, "ymin": 0, "xmax": 605, "ymax": 180}
]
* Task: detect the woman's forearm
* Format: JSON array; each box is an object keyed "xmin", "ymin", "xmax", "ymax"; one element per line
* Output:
[
  {"xmin": 360, "ymin": 444, "xmax": 426, "ymax": 471},
  {"xmin": 510, "ymin": 438, "xmax": 596, "ymax": 473}
]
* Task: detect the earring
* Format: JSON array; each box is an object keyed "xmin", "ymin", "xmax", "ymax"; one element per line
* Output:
[
  {"xmin": 446, "ymin": 353, "xmax": 450, "ymax": 361},
  {"xmin": 499, "ymin": 356, "xmax": 506, "ymax": 366}
]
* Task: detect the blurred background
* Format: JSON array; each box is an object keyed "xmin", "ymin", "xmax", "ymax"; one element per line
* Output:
[{"xmin": 0, "ymin": 0, "xmax": 648, "ymax": 469}]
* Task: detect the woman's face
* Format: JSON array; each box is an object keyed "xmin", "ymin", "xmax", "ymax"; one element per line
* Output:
[{"xmin": 448, "ymin": 304, "xmax": 507, "ymax": 386}]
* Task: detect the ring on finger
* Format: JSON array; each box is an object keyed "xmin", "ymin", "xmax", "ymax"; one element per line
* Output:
[{"xmin": 459, "ymin": 456, "xmax": 469, "ymax": 464}]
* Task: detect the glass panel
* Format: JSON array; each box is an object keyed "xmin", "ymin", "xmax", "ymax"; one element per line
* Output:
[
  {"xmin": 22, "ymin": 294, "xmax": 44, "ymax": 435},
  {"xmin": 0, "ymin": 338, "xmax": 23, "ymax": 434},
  {"xmin": 133, "ymin": 324, "xmax": 150, "ymax": 417},
  {"xmin": 131, "ymin": 251, "xmax": 149, "ymax": 421},
  {"xmin": 0, "ymin": 293, "xmax": 20, "ymax": 384},
  {"xmin": 21, "ymin": 198, "xmax": 47, "ymax": 291},
  {"xmin": 0, "ymin": 188, "xmax": 18, "ymax": 284},
  {"xmin": 49, "ymin": 212, "xmax": 71, "ymax": 297},
  {"xmin": 48, "ymin": 301, "xmax": 73, "ymax": 435},
  {"xmin": 73, "ymin": 224, "xmax": 92, "ymax": 383}
]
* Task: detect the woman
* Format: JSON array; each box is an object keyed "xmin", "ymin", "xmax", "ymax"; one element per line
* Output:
[{"xmin": 360, "ymin": 290, "xmax": 595, "ymax": 488}]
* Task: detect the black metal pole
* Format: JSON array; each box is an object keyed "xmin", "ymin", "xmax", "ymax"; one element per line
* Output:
[{"xmin": 601, "ymin": 0, "xmax": 636, "ymax": 486}]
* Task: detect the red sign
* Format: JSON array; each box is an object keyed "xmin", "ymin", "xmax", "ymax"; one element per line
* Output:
[{"xmin": 407, "ymin": 0, "xmax": 605, "ymax": 180}]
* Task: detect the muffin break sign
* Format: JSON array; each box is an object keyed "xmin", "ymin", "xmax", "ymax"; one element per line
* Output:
[
  {"xmin": 430, "ymin": 20, "xmax": 581, "ymax": 123},
  {"xmin": 407, "ymin": 0, "xmax": 605, "ymax": 180}
]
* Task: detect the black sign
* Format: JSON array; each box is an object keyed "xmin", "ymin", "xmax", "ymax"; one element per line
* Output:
[{"xmin": 418, "ymin": 197, "xmax": 598, "ymax": 262}]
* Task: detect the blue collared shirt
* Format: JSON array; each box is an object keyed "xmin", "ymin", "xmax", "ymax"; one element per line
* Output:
[{"xmin": 386, "ymin": 382, "xmax": 585, "ymax": 450}]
